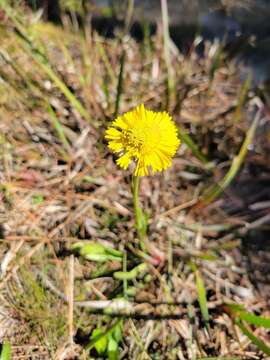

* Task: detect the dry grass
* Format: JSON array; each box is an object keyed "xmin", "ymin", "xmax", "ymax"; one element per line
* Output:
[{"xmin": 0, "ymin": 2, "xmax": 270, "ymax": 359}]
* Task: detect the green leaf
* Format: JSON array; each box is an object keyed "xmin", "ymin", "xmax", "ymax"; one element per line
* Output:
[
  {"xmin": 72, "ymin": 242, "xmax": 123, "ymax": 262},
  {"xmin": 108, "ymin": 337, "xmax": 118, "ymax": 360},
  {"xmin": 90, "ymin": 328, "xmax": 108, "ymax": 355},
  {"xmin": 31, "ymin": 194, "xmax": 44, "ymax": 205},
  {"xmin": 113, "ymin": 263, "xmax": 148, "ymax": 280},
  {"xmin": 86, "ymin": 320, "xmax": 122, "ymax": 351},
  {"xmin": 105, "ymin": 246, "xmax": 124, "ymax": 258},
  {"xmin": 0, "ymin": 342, "xmax": 11, "ymax": 360},
  {"xmin": 108, "ymin": 320, "xmax": 123, "ymax": 359},
  {"xmin": 112, "ymin": 321, "xmax": 123, "ymax": 343}
]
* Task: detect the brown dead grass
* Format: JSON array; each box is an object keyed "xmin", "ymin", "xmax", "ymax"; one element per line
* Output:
[{"xmin": 0, "ymin": 4, "xmax": 269, "ymax": 359}]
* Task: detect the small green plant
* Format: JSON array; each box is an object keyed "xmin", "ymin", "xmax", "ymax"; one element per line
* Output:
[
  {"xmin": 88, "ymin": 320, "xmax": 123, "ymax": 360},
  {"xmin": 0, "ymin": 342, "xmax": 11, "ymax": 360},
  {"xmin": 72, "ymin": 242, "xmax": 123, "ymax": 262}
]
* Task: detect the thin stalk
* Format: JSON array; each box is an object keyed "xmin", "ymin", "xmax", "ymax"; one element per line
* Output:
[
  {"xmin": 132, "ymin": 175, "xmax": 141, "ymax": 231},
  {"xmin": 124, "ymin": 0, "xmax": 134, "ymax": 34},
  {"xmin": 123, "ymin": 251, "xmax": 128, "ymax": 299},
  {"xmin": 132, "ymin": 175, "xmax": 147, "ymax": 242},
  {"xmin": 114, "ymin": 50, "xmax": 126, "ymax": 118},
  {"xmin": 161, "ymin": 0, "xmax": 174, "ymax": 106}
]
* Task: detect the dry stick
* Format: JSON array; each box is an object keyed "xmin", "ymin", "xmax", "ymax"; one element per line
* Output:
[
  {"xmin": 39, "ymin": 274, "xmax": 207, "ymax": 320},
  {"xmin": 0, "ymin": 239, "xmax": 25, "ymax": 279},
  {"xmin": 157, "ymin": 198, "xmax": 198, "ymax": 219},
  {"xmin": 68, "ymin": 255, "xmax": 74, "ymax": 347},
  {"xmin": 161, "ymin": 0, "xmax": 174, "ymax": 106},
  {"xmin": 129, "ymin": 319, "xmax": 152, "ymax": 360}
]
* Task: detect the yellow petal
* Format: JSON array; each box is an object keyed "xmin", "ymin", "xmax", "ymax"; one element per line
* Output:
[
  {"xmin": 105, "ymin": 127, "xmax": 121, "ymax": 140},
  {"xmin": 116, "ymin": 153, "xmax": 132, "ymax": 170},
  {"xmin": 108, "ymin": 141, "xmax": 123, "ymax": 152},
  {"xmin": 112, "ymin": 116, "xmax": 128, "ymax": 130}
]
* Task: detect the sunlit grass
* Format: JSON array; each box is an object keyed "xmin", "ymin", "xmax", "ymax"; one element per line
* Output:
[{"xmin": 0, "ymin": 1, "xmax": 269, "ymax": 358}]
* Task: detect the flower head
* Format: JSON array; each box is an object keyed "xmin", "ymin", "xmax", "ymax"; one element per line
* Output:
[{"xmin": 105, "ymin": 104, "xmax": 180, "ymax": 176}]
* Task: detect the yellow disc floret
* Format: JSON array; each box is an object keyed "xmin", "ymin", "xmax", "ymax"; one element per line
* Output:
[{"xmin": 105, "ymin": 104, "xmax": 180, "ymax": 176}]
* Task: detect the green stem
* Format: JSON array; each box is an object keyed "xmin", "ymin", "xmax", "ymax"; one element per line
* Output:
[
  {"xmin": 132, "ymin": 175, "xmax": 147, "ymax": 242},
  {"xmin": 132, "ymin": 175, "xmax": 140, "ymax": 228}
]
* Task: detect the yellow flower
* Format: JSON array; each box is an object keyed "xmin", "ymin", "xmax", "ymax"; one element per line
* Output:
[{"xmin": 105, "ymin": 104, "xmax": 180, "ymax": 176}]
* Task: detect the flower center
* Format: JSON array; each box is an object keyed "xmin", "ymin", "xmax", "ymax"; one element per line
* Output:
[
  {"xmin": 122, "ymin": 126, "xmax": 161, "ymax": 154},
  {"xmin": 122, "ymin": 129, "xmax": 143, "ymax": 151}
]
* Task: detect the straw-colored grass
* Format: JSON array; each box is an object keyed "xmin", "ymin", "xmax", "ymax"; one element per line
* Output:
[{"xmin": 0, "ymin": 2, "xmax": 269, "ymax": 359}]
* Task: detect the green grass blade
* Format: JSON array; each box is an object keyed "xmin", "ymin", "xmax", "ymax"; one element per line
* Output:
[
  {"xmin": 0, "ymin": 342, "xmax": 11, "ymax": 360},
  {"xmin": 190, "ymin": 263, "xmax": 209, "ymax": 325},
  {"xmin": 236, "ymin": 319, "xmax": 270, "ymax": 356},
  {"xmin": 225, "ymin": 303, "xmax": 270, "ymax": 329},
  {"xmin": 195, "ymin": 270, "xmax": 209, "ymax": 325},
  {"xmin": 114, "ymin": 50, "xmax": 126, "ymax": 118},
  {"xmin": 47, "ymin": 104, "xmax": 71, "ymax": 155},
  {"xmin": 29, "ymin": 49, "xmax": 90, "ymax": 123},
  {"xmin": 234, "ymin": 72, "xmax": 252, "ymax": 124},
  {"xmin": 209, "ymin": 44, "xmax": 224, "ymax": 84},
  {"xmin": 202, "ymin": 113, "xmax": 259, "ymax": 203},
  {"xmin": 238, "ymin": 312, "xmax": 270, "ymax": 329},
  {"xmin": 179, "ymin": 130, "xmax": 208, "ymax": 164},
  {"xmin": 0, "ymin": 3, "xmax": 92, "ymax": 125},
  {"xmin": 96, "ymin": 37, "xmax": 116, "ymax": 85}
]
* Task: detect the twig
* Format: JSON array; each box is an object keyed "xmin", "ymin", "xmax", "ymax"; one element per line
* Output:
[{"xmin": 68, "ymin": 255, "xmax": 74, "ymax": 347}]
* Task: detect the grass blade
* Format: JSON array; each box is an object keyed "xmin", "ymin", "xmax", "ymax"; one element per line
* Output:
[
  {"xmin": 179, "ymin": 129, "xmax": 208, "ymax": 164},
  {"xmin": 114, "ymin": 50, "xmax": 126, "ymax": 118},
  {"xmin": 26, "ymin": 45, "xmax": 90, "ymax": 123},
  {"xmin": 0, "ymin": 3, "xmax": 92, "ymax": 124},
  {"xmin": 238, "ymin": 312, "xmax": 270, "ymax": 329},
  {"xmin": 234, "ymin": 72, "xmax": 252, "ymax": 124},
  {"xmin": 47, "ymin": 104, "xmax": 71, "ymax": 156},
  {"xmin": 190, "ymin": 262, "xmax": 209, "ymax": 325},
  {"xmin": 224, "ymin": 303, "xmax": 270, "ymax": 329},
  {"xmin": 96, "ymin": 37, "xmax": 116, "ymax": 85},
  {"xmin": 236, "ymin": 319, "xmax": 270, "ymax": 356},
  {"xmin": 209, "ymin": 44, "xmax": 224, "ymax": 84},
  {"xmin": 161, "ymin": 0, "xmax": 174, "ymax": 105},
  {"xmin": 201, "ymin": 112, "xmax": 260, "ymax": 204},
  {"xmin": 0, "ymin": 342, "xmax": 11, "ymax": 360}
]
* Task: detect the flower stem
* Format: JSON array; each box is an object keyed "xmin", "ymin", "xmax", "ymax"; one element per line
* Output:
[
  {"xmin": 132, "ymin": 175, "xmax": 147, "ymax": 241},
  {"xmin": 132, "ymin": 175, "xmax": 140, "ymax": 226}
]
